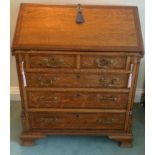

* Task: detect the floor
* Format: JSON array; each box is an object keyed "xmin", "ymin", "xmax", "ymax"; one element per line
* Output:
[{"xmin": 10, "ymin": 101, "xmax": 145, "ymax": 155}]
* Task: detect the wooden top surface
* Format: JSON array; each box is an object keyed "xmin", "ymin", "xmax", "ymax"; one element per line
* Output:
[{"xmin": 12, "ymin": 3, "xmax": 144, "ymax": 54}]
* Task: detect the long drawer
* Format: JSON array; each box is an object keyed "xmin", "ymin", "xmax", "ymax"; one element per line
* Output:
[
  {"xmin": 26, "ymin": 73, "xmax": 129, "ymax": 88},
  {"xmin": 29, "ymin": 111, "xmax": 126, "ymax": 130},
  {"xmin": 27, "ymin": 91, "xmax": 128, "ymax": 109},
  {"xmin": 26, "ymin": 53, "xmax": 128, "ymax": 70}
]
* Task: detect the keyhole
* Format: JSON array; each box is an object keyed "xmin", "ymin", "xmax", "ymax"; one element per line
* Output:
[
  {"xmin": 76, "ymin": 114, "xmax": 79, "ymax": 118},
  {"xmin": 76, "ymin": 93, "xmax": 80, "ymax": 98},
  {"xmin": 76, "ymin": 73, "xmax": 80, "ymax": 80}
]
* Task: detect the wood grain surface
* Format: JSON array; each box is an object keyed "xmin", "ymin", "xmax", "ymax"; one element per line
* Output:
[
  {"xmin": 12, "ymin": 4, "xmax": 144, "ymax": 147},
  {"xmin": 12, "ymin": 4, "xmax": 143, "ymax": 53},
  {"xmin": 27, "ymin": 91, "xmax": 128, "ymax": 109}
]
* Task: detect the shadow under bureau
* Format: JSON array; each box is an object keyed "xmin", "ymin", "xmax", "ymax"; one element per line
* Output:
[{"xmin": 12, "ymin": 3, "xmax": 144, "ymax": 147}]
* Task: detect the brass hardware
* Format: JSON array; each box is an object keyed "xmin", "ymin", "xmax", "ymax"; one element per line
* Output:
[
  {"xmin": 40, "ymin": 118, "xmax": 58, "ymax": 123},
  {"xmin": 38, "ymin": 96, "xmax": 60, "ymax": 103},
  {"xmin": 98, "ymin": 96, "xmax": 117, "ymax": 102},
  {"xmin": 94, "ymin": 58, "xmax": 113, "ymax": 68},
  {"xmin": 76, "ymin": 73, "xmax": 80, "ymax": 79},
  {"xmin": 76, "ymin": 4, "xmax": 84, "ymax": 24},
  {"xmin": 99, "ymin": 77, "xmax": 118, "ymax": 87},
  {"xmin": 37, "ymin": 76, "xmax": 58, "ymax": 86},
  {"xmin": 96, "ymin": 118, "xmax": 114, "ymax": 124},
  {"xmin": 42, "ymin": 57, "xmax": 64, "ymax": 67}
]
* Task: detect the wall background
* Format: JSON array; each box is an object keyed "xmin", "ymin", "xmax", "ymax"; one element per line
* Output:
[{"xmin": 10, "ymin": 0, "xmax": 145, "ymax": 101}]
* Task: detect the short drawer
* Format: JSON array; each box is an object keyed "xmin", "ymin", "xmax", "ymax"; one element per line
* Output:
[
  {"xmin": 81, "ymin": 55, "xmax": 127, "ymax": 69},
  {"xmin": 26, "ymin": 73, "xmax": 129, "ymax": 88},
  {"xmin": 28, "ymin": 91, "xmax": 128, "ymax": 109},
  {"xmin": 29, "ymin": 111, "xmax": 126, "ymax": 130},
  {"xmin": 28, "ymin": 54, "xmax": 76, "ymax": 68}
]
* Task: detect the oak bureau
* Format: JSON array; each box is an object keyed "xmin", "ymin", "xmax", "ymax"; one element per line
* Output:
[{"xmin": 12, "ymin": 3, "xmax": 144, "ymax": 147}]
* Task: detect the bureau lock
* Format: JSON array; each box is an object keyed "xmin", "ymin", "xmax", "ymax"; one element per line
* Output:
[{"xmin": 76, "ymin": 4, "xmax": 85, "ymax": 24}]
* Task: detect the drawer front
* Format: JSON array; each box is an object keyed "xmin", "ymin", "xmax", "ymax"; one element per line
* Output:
[
  {"xmin": 29, "ymin": 112, "xmax": 126, "ymax": 130},
  {"xmin": 28, "ymin": 54, "xmax": 76, "ymax": 68},
  {"xmin": 28, "ymin": 91, "xmax": 128, "ymax": 109},
  {"xmin": 26, "ymin": 73, "xmax": 129, "ymax": 88},
  {"xmin": 81, "ymin": 55, "xmax": 127, "ymax": 69}
]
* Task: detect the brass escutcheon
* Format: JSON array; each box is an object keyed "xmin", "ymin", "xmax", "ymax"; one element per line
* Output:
[
  {"xmin": 94, "ymin": 58, "xmax": 113, "ymax": 68},
  {"xmin": 42, "ymin": 57, "xmax": 64, "ymax": 67}
]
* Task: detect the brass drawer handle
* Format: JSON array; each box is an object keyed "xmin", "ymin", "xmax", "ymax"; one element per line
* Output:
[
  {"xmin": 40, "ymin": 118, "xmax": 58, "ymax": 123},
  {"xmin": 94, "ymin": 58, "xmax": 113, "ymax": 68},
  {"xmin": 96, "ymin": 118, "xmax": 114, "ymax": 124},
  {"xmin": 37, "ymin": 76, "xmax": 58, "ymax": 86},
  {"xmin": 99, "ymin": 78, "xmax": 119, "ymax": 87},
  {"xmin": 37, "ymin": 96, "xmax": 60, "ymax": 103},
  {"xmin": 42, "ymin": 57, "xmax": 64, "ymax": 67},
  {"xmin": 98, "ymin": 96, "xmax": 117, "ymax": 102}
]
